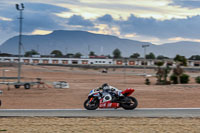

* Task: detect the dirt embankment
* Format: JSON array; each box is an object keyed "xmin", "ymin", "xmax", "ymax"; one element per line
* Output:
[{"xmin": 0, "ymin": 117, "xmax": 200, "ymax": 133}]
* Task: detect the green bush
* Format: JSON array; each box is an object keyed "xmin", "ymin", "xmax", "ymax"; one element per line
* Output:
[
  {"xmin": 180, "ymin": 74, "xmax": 190, "ymax": 84},
  {"xmin": 170, "ymin": 74, "xmax": 190, "ymax": 84},
  {"xmin": 145, "ymin": 78, "xmax": 150, "ymax": 85},
  {"xmin": 195, "ymin": 76, "xmax": 200, "ymax": 84},
  {"xmin": 170, "ymin": 74, "xmax": 178, "ymax": 84}
]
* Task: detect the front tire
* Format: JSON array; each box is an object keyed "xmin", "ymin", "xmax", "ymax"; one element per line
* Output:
[
  {"xmin": 121, "ymin": 96, "xmax": 138, "ymax": 110},
  {"xmin": 84, "ymin": 98, "xmax": 99, "ymax": 110}
]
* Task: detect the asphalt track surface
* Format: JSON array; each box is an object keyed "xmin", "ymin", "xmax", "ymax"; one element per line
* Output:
[{"xmin": 0, "ymin": 108, "xmax": 200, "ymax": 117}]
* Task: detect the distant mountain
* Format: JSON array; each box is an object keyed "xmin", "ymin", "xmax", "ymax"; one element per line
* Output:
[
  {"xmin": 158, "ymin": 41, "xmax": 200, "ymax": 57},
  {"xmin": 0, "ymin": 30, "xmax": 200, "ymax": 58}
]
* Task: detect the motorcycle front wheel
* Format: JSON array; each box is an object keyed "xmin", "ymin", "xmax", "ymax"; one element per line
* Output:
[
  {"xmin": 121, "ymin": 96, "xmax": 138, "ymax": 110},
  {"xmin": 84, "ymin": 97, "xmax": 99, "ymax": 110}
]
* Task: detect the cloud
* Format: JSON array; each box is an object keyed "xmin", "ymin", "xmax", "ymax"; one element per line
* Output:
[
  {"xmin": 0, "ymin": 3, "xmax": 70, "ymax": 31},
  {"xmin": 168, "ymin": 37, "xmax": 200, "ymax": 42},
  {"xmin": 0, "ymin": 2, "xmax": 70, "ymax": 44},
  {"xmin": 0, "ymin": 16, "xmax": 12, "ymax": 21},
  {"xmin": 1, "ymin": 0, "xmax": 200, "ymax": 45},
  {"xmin": 67, "ymin": 15, "xmax": 94, "ymax": 27},
  {"xmin": 171, "ymin": 0, "xmax": 200, "ymax": 9},
  {"xmin": 20, "ymin": 3, "xmax": 69, "ymax": 32},
  {"xmin": 56, "ymin": 0, "xmax": 200, "ymax": 21},
  {"xmin": 117, "ymin": 14, "xmax": 200, "ymax": 39},
  {"xmin": 0, "ymin": 13, "xmax": 64, "ymax": 34},
  {"xmin": 97, "ymin": 14, "xmax": 113, "ymax": 23},
  {"xmin": 22, "ymin": 12, "xmax": 65, "ymax": 33},
  {"xmin": 25, "ymin": 3, "xmax": 70, "ymax": 13},
  {"xmin": 32, "ymin": 29, "xmax": 53, "ymax": 35},
  {"xmin": 0, "ymin": 2, "xmax": 69, "ymax": 19},
  {"xmin": 89, "ymin": 24, "xmax": 120, "ymax": 37}
]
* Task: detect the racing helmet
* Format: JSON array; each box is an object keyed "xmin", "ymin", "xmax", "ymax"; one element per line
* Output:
[
  {"xmin": 102, "ymin": 83, "xmax": 111, "ymax": 92},
  {"xmin": 102, "ymin": 83, "xmax": 108, "ymax": 88}
]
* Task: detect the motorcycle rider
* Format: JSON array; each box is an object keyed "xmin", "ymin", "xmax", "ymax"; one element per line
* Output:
[{"xmin": 99, "ymin": 83, "xmax": 123, "ymax": 100}]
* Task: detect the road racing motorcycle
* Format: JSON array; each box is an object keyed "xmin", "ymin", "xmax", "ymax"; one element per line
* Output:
[{"xmin": 84, "ymin": 88, "xmax": 138, "ymax": 110}]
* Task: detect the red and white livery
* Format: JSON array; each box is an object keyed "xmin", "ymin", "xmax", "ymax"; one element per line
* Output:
[{"xmin": 84, "ymin": 87, "xmax": 138, "ymax": 110}]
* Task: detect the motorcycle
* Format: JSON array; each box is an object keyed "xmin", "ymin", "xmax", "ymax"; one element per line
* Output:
[{"xmin": 84, "ymin": 88, "xmax": 138, "ymax": 110}]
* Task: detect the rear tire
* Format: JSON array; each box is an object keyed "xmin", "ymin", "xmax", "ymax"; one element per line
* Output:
[
  {"xmin": 84, "ymin": 98, "xmax": 99, "ymax": 110},
  {"xmin": 121, "ymin": 96, "xmax": 138, "ymax": 110}
]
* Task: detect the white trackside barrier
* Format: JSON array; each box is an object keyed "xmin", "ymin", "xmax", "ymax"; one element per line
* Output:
[{"xmin": 53, "ymin": 81, "xmax": 69, "ymax": 89}]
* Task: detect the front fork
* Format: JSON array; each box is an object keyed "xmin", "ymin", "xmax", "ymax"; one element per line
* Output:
[
  {"xmin": 89, "ymin": 97, "xmax": 94, "ymax": 103},
  {"xmin": 88, "ymin": 96, "xmax": 100, "ymax": 104}
]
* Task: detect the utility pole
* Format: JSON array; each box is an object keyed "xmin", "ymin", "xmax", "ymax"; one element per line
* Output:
[
  {"xmin": 142, "ymin": 44, "xmax": 149, "ymax": 75},
  {"xmin": 16, "ymin": 3, "xmax": 25, "ymax": 83}
]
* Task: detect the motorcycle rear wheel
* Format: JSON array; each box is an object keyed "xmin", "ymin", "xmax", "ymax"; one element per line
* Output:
[
  {"xmin": 121, "ymin": 96, "xmax": 138, "ymax": 110},
  {"xmin": 84, "ymin": 98, "xmax": 99, "ymax": 110}
]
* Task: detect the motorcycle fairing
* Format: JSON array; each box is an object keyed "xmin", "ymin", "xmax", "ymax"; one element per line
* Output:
[
  {"xmin": 122, "ymin": 88, "xmax": 135, "ymax": 96},
  {"xmin": 99, "ymin": 99, "xmax": 119, "ymax": 108},
  {"xmin": 88, "ymin": 89, "xmax": 100, "ymax": 97}
]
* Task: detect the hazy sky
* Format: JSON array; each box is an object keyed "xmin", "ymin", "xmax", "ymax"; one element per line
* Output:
[{"xmin": 1, "ymin": 0, "xmax": 200, "ymax": 45}]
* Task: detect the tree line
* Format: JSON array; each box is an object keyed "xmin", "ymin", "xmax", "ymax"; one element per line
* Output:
[{"xmin": 23, "ymin": 48, "xmax": 200, "ymax": 60}]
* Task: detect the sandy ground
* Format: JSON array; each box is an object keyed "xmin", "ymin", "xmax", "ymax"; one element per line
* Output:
[
  {"xmin": 0, "ymin": 117, "xmax": 200, "ymax": 133},
  {"xmin": 0, "ymin": 65, "xmax": 200, "ymax": 109},
  {"xmin": 1, "ymin": 65, "xmax": 200, "ymax": 133}
]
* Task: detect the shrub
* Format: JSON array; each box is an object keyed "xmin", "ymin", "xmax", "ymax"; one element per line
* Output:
[
  {"xmin": 180, "ymin": 74, "xmax": 190, "ymax": 84},
  {"xmin": 195, "ymin": 76, "xmax": 200, "ymax": 84},
  {"xmin": 170, "ymin": 74, "xmax": 190, "ymax": 84},
  {"xmin": 170, "ymin": 74, "xmax": 178, "ymax": 84},
  {"xmin": 155, "ymin": 61, "xmax": 164, "ymax": 67},
  {"xmin": 145, "ymin": 78, "xmax": 150, "ymax": 85}
]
